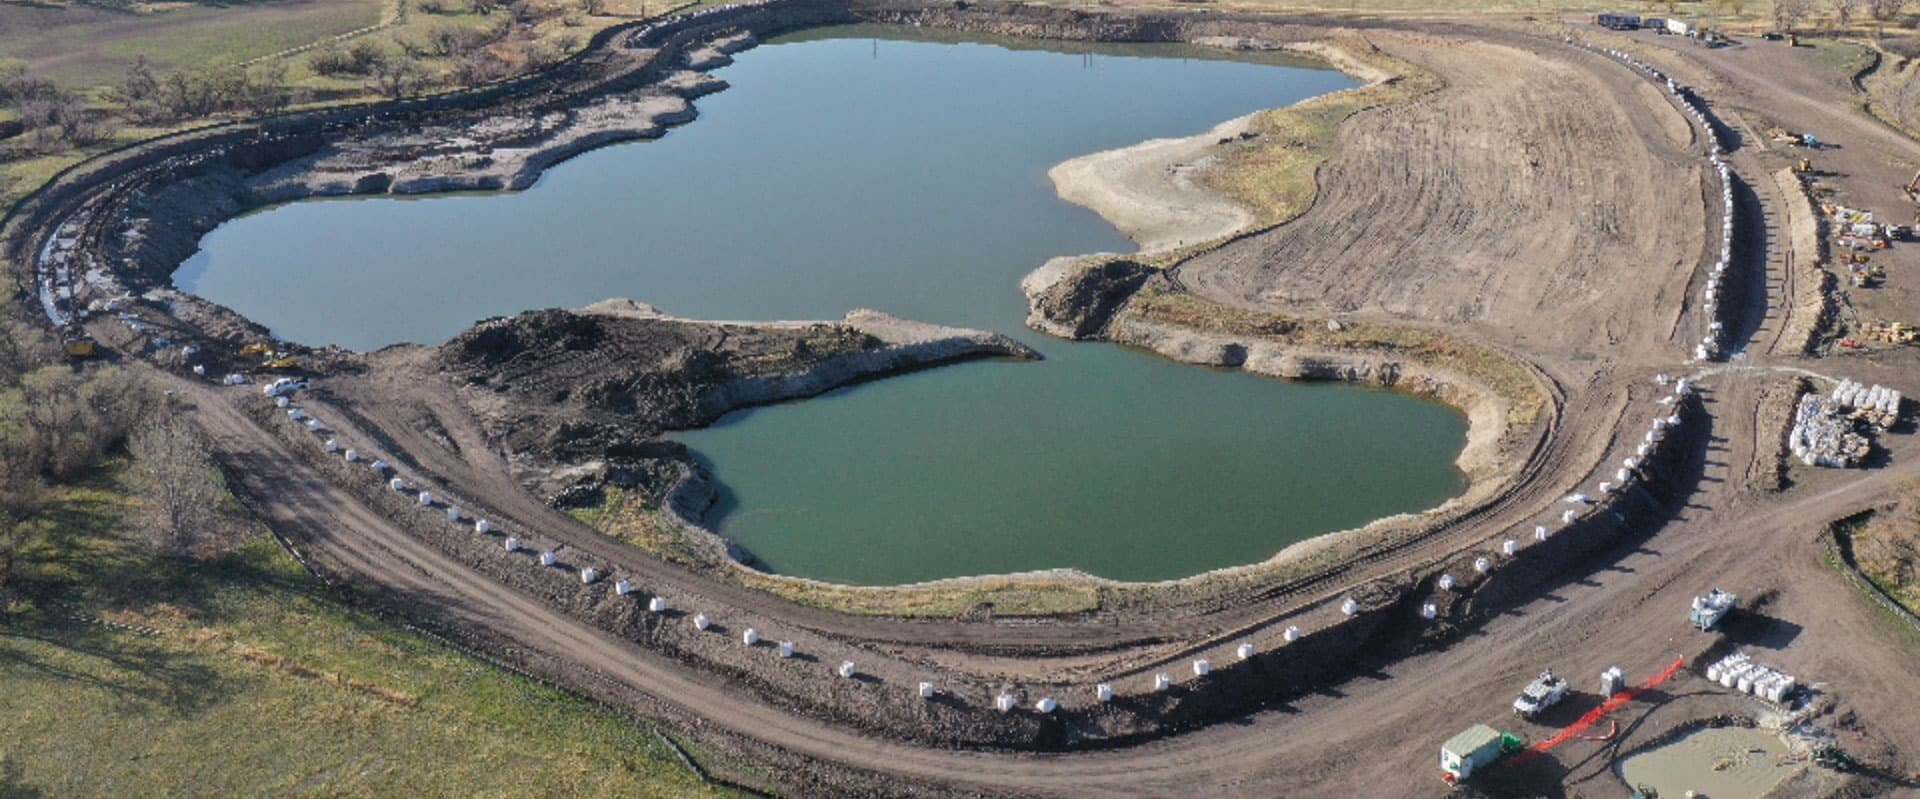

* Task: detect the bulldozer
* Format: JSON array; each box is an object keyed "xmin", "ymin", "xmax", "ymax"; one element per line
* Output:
[{"xmin": 261, "ymin": 352, "xmax": 299, "ymax": 371}]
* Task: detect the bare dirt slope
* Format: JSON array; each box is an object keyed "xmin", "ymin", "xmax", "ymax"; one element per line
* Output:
[{"xmin": 1176, "ymin": 34, "xmax": 1707, "ymax": 365}]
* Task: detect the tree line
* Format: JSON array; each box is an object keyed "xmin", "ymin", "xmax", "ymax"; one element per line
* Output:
[{"xmin": 0, "ymin": 316, "xmax": 232, "ymax": 598}]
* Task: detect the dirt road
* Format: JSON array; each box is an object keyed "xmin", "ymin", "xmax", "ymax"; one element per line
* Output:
[
  {"xmin": 174, "ymin": 19, "xmax": 1920, "ymax": 796},
  {"xmin": 20, "ymin": 3, "xmax": 1920, "ymax": 793}
]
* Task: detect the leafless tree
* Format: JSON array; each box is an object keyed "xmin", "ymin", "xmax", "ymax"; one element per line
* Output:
[
  {"xmin": 1776, "ymin": 0, "xmax": 1816, "ymax": 30},
  {"xmin": 1870, "ymin": 0, "xmax": 1907, "ymax": 19},
  {"xmin": 1833, "ymin": 0, "xmax": 1861, "ymax": 28},
  {"xmin": 129, "ymin": 411, "xmax": 225, "ymax": 560},
  {"xmin": 368, "ymin": 50, "xmax": 430, "ymax": 98}
]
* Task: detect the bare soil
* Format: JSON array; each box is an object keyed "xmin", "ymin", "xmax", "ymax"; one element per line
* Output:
[{"xmin": 12, "ymin": 2, "xmax": 1920, "ymax": 795}]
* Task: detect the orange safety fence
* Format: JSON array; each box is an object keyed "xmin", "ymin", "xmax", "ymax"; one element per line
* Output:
[{"xmin": 1509, "ymin": 657, "xmax": 1687, "ymax": 766}]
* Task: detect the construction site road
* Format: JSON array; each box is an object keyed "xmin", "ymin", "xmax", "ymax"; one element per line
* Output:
[
  {"xmin": 32, "ymin": 6, "xmax": 1920, "ymax": 794},
  {"xmin": 181, "ymin": 358, "xmax": 1920, "ymax": 796}
]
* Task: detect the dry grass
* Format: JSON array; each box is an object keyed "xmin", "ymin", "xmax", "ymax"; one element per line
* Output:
[
  {"xmin": 1124, "ymin": 288, "xmax": 1547, "ymax": 429},
  {"xmin": 738, "ymin": 572, "xmax": 1103, "ymax": 617},
  {"xmin": 569, "ymin": 489, "xmax": 1103, "ymax": 616},
  {"xmin": 1854, "ymin": 480, "xmax": 1920, "ymax": 613}
]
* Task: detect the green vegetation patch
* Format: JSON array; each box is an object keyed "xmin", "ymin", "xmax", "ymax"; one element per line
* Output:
[
  {"xmin": 1205, "ymin": 35, "xmax": 1441, "ymax": 231},
  {"xmin": 0, "ymin": 471, "xmax": 733, "ymax": 798}
]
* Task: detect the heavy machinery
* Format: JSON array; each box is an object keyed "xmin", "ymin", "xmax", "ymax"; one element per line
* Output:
[
  {"xmin": 239, "ymin": 343, "xmax": 273, "ymax": 357},
  {"xmin": 1795, "ymin": 158, "xmax": 1813, "ymax": 174},
  {"xmin": 1863, "ymin": 320, "xmax": 1919, "ymax": 345},
  {"xmin": 261, "ymin": 353, "xmax": 300, "ymax": 371},
  {"xmin": 1512, "ymin": 670, "xmax": 1570, "ymax": 719},
  {"xmin": 1903, "ymin": 168, "xmax": 1920, "ymax": 205},
  {"xmin": 1690, "ymin": 589, "xmax": 1739, "ymax": 631},
  {"xmin": 1440, "ymin": 724, "xmax": 1525, "ymax": 785},
  {"xmin": 63, "ymin": 325, "xmax": 97, "ymax": 358}
]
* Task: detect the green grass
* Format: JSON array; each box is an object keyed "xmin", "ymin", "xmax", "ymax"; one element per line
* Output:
[{"xmin": 0, "ymin": 469, "xmax": 736, "ymax": 798}]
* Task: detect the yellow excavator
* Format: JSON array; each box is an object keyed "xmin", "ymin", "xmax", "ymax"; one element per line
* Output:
[{"xmin": 1794, "ymin": 158, "xmax": 1813, "ymax": 174}]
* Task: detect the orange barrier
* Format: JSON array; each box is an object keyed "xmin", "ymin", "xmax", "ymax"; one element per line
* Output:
[{"xmin": 1510, "ymin": 657, "xmax": 1687, "ymax": 766}]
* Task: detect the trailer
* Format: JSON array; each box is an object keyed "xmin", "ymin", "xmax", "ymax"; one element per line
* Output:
[
  {"xmin": 1690, "ymin": 589, "xmax": 1738, "ymax": 631},
  {"xmin": 1597, "ymin": 12, "xmax": 1642, "ymax": 30},
  {"xmin": 1441, "ymin": 724, "xmax": 1523, "ymax": 785},
  {"xmin": 1667, "ymin": 18, "xmax": 1695, "ymax": 36}
]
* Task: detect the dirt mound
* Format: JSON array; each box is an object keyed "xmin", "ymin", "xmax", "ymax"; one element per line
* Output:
[{"xmin": 418, "ymin": 306, "xmax": 1033, "ymax": 503}]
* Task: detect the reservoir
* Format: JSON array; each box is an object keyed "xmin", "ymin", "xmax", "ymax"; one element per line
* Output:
[{"xmin": 177, "ymin": 26, "xmax": 1468, "ymax": 585}]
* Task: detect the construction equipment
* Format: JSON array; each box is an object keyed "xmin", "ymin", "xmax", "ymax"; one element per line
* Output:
[
  {"xmin": 1512, "ymin": 670, "xmax": 1570, "ymax": 719},
  {"xmin": 261, "ymin": 354, "xmax": 300, "ymax": 371},
  {"xmin": 1440, "ymin": 724, "xmax": 1525, "ymax": 785},
  {"xmin": 64, "ymin": 333, "xmax": 97, "ymax": 358},
  {"xmin": 1863, "ymin": 320, "xmax": 1918, "ymax": 345},
  {"xmin": 1690, "ymin": 589, "xmax": 1739, "ymax": 631},
  {"xmin": 1904, "ymin": 169, "xmax": 1920, "ymax": 204},
  {"xmin": 239, "ymin": 343, "xmax": 273, "ymax": 357},
  {"xmin": 1795, "ymin": 158, "xmax": 1813, "ymax": 174}
]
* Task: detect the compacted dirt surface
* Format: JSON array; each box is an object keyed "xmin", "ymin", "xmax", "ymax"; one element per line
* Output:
[
  {"xmin": 1176, "ymin": 30, "xmax": 1708, "ymax": 367},
  {"xmin": 13, "ymin": 1, "xmax": 1920, "ymax": 795}
]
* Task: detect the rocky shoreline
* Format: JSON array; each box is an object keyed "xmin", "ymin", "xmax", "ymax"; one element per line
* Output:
[{"xmin": 8, "ymin": 0, "xmax": 1558, "ymax": 601}]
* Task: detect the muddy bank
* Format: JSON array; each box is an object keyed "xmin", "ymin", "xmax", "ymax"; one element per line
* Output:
[{"xmin": 421, "ymin": 303, "xmax": 1035, "ymax": 507}]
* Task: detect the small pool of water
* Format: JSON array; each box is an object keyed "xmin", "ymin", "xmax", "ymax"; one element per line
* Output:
[
  {"xmin": 1617, "ymin": 727, "xmax": 1798, "ymax": 799},
  {"xmin": 178, "ymin": 26, "xmax": 1468, "ymax": 585}
]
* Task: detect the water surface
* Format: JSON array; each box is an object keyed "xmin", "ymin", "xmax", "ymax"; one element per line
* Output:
[
  {"xmin": 179, "ymin": 27, "xmax": 1468, "ymax": 584},
  {"xmin": 1617, "ymin": 727, "xmax": 1797, "ymax": 799}
]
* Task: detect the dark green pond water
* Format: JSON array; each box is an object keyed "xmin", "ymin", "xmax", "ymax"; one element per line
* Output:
[{"xmin": 177, "ymin": 26, "xmax": 1468, "ymax": 585}]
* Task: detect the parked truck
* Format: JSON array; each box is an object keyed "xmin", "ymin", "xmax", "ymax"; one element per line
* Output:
[
  {"xmin": 1440, "ymin": 724, "xmax": 1525, "ymax": 785},
  {"xmin": 1690, "ymin": 589, "xmax": 1738, "ymax": 631},
  {"xmin": 1667, "ymin": 18, "xmax": 1695, "ymax": 36},
  {"xmin": 1597, "ymin": 12, "xmax": 1642, "ymax": 30},
  {"xmin": 1512, "ymin": 670, "xmax": 1570, "ymax": 719}
]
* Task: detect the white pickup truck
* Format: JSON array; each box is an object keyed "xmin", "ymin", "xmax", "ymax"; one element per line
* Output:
[{"xmin": 1513, "ymin": 670, "xmax": 1569, "ymax": 719}]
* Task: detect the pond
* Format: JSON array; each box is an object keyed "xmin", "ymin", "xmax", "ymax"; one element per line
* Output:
[
  {"xmin": 1616, "ymin": 726, "xmax": 1799, "ymax": 799},
  {"xmin": 177, "ymin": 26, "xmax": 1468, "ymax": 585}
]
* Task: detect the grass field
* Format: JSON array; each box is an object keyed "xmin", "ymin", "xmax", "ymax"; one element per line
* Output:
[
  {"xmin": 0, "ymin": 468, "xmax": 736, "ymax": 798},
  {"xmin": 0, "ymin": 0, "xmax": 390, "ymax": 89}
]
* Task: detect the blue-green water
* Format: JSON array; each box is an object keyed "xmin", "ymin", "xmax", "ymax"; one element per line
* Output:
[{"xmin": 178, "ymin": 27, "xmax": 1467, "ymax": 584}]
